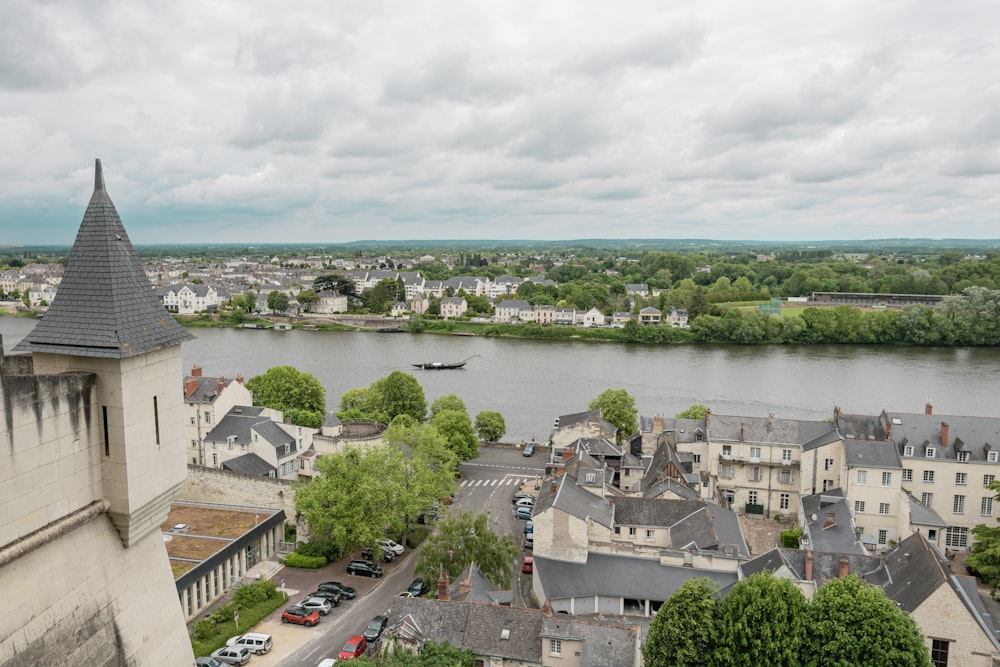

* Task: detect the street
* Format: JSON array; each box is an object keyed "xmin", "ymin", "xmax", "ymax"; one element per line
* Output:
[{"xmin": 263, "ymin": 446, "xmax": 546, "ymax": 666}]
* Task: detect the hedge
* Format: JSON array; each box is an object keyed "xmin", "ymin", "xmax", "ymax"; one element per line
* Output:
[{"xmin": 284, "ymin": 552, "xmax": 328, "ymax": 569}]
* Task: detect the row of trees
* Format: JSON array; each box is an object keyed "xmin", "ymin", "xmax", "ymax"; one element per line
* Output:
[{"xmin": 644, "ymin": 573, "xmax": 930, "ymax": 667}]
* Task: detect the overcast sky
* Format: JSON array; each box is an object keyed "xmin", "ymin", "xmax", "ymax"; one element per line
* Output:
[{"xmin": 2, "ymin": 1, "xmax": 999, "ymax": 245}]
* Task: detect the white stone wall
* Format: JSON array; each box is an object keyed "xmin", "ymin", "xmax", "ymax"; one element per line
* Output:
[
  {"xmin": 178, "ymin": 465, "xmax": 297, "ymax": 522},
  {"xmin": 912, "ymin": 582, "xmax": 999, "ymax": 667}
]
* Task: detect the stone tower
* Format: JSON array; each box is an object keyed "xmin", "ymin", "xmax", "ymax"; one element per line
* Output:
[{"xmin": 1, "ymin": 160, "xmax": 196, "ymax": 665}]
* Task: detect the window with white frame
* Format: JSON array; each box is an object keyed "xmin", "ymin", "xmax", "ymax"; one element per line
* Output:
[
  {"xmin": 923, "ymin": 470, "xmax": 935, "ymax": 483},
  {"xmin": 779, "ymin": 493, "xmax": 790, "ymax": 510},
  {"xmin": 824, "ymin": 458, "xmax": 834, "ymax": 471},
  {"xmin": 982, "ymin": 497, "xmax": 994, "ymax": 516},
  {"xmin": 782, "ymin": 449, "xmax": 793, "ymax": 463},
  {"xmin": 921, "ymin": 492, "xmax": 934, "ymax": 507},
  {"xmin": 945, "ymin": 526, "xmax": 968, "ymax": 548},
  {"xmin": 856, "ymin": 470, "xmax": 867, "ymax": 485},
  {"xmin": 628, "ymin": 527, "xmax": 637, "ymax": 537},
  {"xmin": 926, "ymin": 447, "xmax": 936, "ymax": 458},
  {"xmin": 882, "ymin": 472, "xmax": 892, "ymax": 486},
  {"xmin": 954, "ymin": 495, "xmax": 965, "ymax": 514},
  {"xmin": 749, "ymin": 466, "xmax": 762, "ymax": 482},
  {"xmin": 719, "ymin": 464, "xmax": 734, "ymax": 479},
  {"xmin": 990, "ymin": 451, "xmax": 999, "ymax": 463},
  {"xmin": 748, "ymin": 490, "xmax": 758, "ymax": 505},
  {"xmin": 879, "ymin": 502, "xmax": 890, "ymax": 515},
  {"xmin": 749, "ymin": 446, "xmax": 761, "ymax": 461},
  {"xmin": 778, "ymin": 470, "xmax": 794, "ymax": 484},
  {"xmin": 693, "ymin": 454, "xmax": 701, "ymax": 464},
  {"xmin": 854, "ymin": 500, "xmax": 866, "ymax": 513},
  {"xmin": 878, "ymin": 529, "xmax": 888, "ymax": 545},
  {"xmin": 204, "ymin": 411, "xmax": 211, "ymax": 423},
  {"xmin": 903, "ymin": 444, "xmax": 914, "ymax": 457},
  {"xmin": 646, "ymin": 529, "xmax": 655, "ymax": 541},
  {"xmin": 958, "ymin": 451, "xmax": 970, "ymax": 463},
  {"xmin": 722, "ymin": 445, "xmax": 732, "ymax": 458},
  {"xmin": 956, "ymin": 472, "xmax": 967, "ymax": 486},
  {"xmin": 549, "ymin": 639, "xmax": 562, "ymax": 656},
  {"xmin": 985, "ymin": 474, "xmax": 996, "ymax": 488},
  {"xmin": 902, "ymin": 469, "xmax": 913, "ymax": 481}
]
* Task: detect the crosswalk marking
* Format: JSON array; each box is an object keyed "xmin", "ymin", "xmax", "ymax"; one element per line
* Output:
[{"xmin": 460, "ymin": 476, "xmax": 533, "ymax": 488}]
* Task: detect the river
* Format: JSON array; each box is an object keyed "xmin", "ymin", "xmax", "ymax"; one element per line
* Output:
[{"xmin": 3, "ymin": 316, "xmax": 999, "ymax": 442}]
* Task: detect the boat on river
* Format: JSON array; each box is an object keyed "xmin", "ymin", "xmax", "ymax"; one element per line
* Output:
[{"xmin": 412, "ymin": 354, "xmax": 478, "ymax": 370}]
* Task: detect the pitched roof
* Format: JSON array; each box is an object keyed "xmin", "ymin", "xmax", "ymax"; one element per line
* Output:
[
  {"xmin": 221, "ymin": 453, "xmax": 275, "ymax": 476},
  {"xmin": 708, "ymin": 414, "xmax": 837, "ymax": 447},
  {"xmin": 15, "ymin": 160, "xmax": 193, "ymax": 358},
  {"xmin": 801, "ymin": 490, "xmax": 867, "ymax": 555},
  {"xmin": 843, "ymin": 438, "xmax": 902, "ymax": 469},
  {"xmin": 541, "ymin": 617, "xmax": 641, "ymax": 667}
]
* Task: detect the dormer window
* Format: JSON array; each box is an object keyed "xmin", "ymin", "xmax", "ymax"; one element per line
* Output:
[
  {"xmin": 990, "ymin": 452, "xmax": 999, "ymax": 463},
  {"xmin": 903, "ymin": 445, "xmax": 914, "ymax": 457},
  {"xmin": 958, "ymin": 451, "xmax": 970, "ymax": 463},
  {"xmin": 926, "ymin": 447, "xmax": 936, "ymax": 458}
]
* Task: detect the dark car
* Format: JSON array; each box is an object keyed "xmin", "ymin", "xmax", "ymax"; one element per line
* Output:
[
  {"xmin": 407, "ymin": 577, "xmax": 427, "ymax": 597},
  {"xmin": 361, "ymin": 546, "xmax": 396, "ymax": 563},
  {"xmin": 363, "ymin": 615, "xmax": 389, "ymax": 642},
  {"xmin": 307, "ymin": 589, "xmax": 342, "ymax": 605},
  {"xmin": 339, "ymin": 635, "xmax": 368, "ymax": 660},
  {"xmin": 346, "ymin": 559, "xmax": 384, "ymax": 577},
  {"xmin": 317, "ymin": 581, "xmax": 357, "ymax": 599},
  {"xmin": 281, "ymin": 605, "xmax": 321, "ymax": 627}
]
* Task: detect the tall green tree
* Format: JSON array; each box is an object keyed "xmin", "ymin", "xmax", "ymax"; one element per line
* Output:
[
  {"xmin": 245, "ymin": 365, "xmax": 325, "ymax": 426},
  {"xmin": 803, "ymin": 575, "xmax": 930, "ymax": 667},
  {"xmin": 431, "ymin": 394, "xmax": 467, "ymax": 417},
  {"xmin": 644, "ymin": 578, "xmax": 718, "ymax": 667},
  {"xmin": 714, "ymin": 572, "xmax": 807, "ymax": 667},
  {"xmin": 474, "ymin": 411, "xmax": 506, "ymax": 443},
  {"xmin": 675, "ymin": 404, "xmax": 709, "ymax": 420},
  {"xmin": 967, "ymin": 479, "xmax": 1000, "ymax": 590},
  {"xmin": 431, "ymin": 409, "xmax": 480, "ymax": 460},
  {"xmin": 363, "ymin": 371, "xmax": 427, "ymax": 424},
  {"xmin": 313, "ymin": 273, "xmax": 355, "ymax": 296},
  {"xmin": 588, "ymin": 388, "xmax": 638, "ymax": 442},
  {"xmin": 267, "ymin": 290, "xmax": 289, "ymax": 313},
  {"xmin": 414, "ymin": 511, "xmax": 519, "ymax": 593}
]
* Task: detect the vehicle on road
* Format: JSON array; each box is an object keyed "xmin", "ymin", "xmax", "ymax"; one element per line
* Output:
[
  {"xmin": 378, "ymin": 538, "xmax": 405, "ymax": 555},
  {"xmin": 523, "ymin": 442, "xmax": 535, "ymax": 456},
  {"xmin": 317, "ymin": 581, "xmax": 357, "ymax": 599},
  {"xmin": 211, "ymin": 646, "xmax": 251, "ymax": 665},
  {"xmin": 396, "ymin": 591, "xmax": 415, "ymax": 598},
  {"xmin": 346, "ymin": 559, "xmax": 384, "ymax": 577},
  {"xmin": 339, "ymin": 635, "xmax": 368, "ymax": 660},
  {"xmin": 522, "ymin": 556, "xmax": 534, "ymax": 573},
  {"xmin": 512, "ymin": 492, "xmax": 533, "ymax": 504},
  {"xmin": 524, "ymin": 520, "xmax": 533, "ymax": 534},
  {"xmin": 281, "ymin": 605, "xmax": 321, "ymax": 627},
  {"xmin": 515, "ymin": 497, "xmax": 535, "ymax": 508},
  {"xmin": 362, "ymin": 545, "xmax": 396, "ymax": 563},
  {"xmin": 226, "ymin": 632, "xmax": 273, "ymax": 655},
  {"xmin": 407, "ymin": 577, "xmax": 427, "ymax": 597},
  {"xmin": 363, "ymin": 615, "xmax": 389, "ymax": 642},
  {"xmin": 299, "ymin": 597, "xmax": 333, "ymax": 616},
  {"xmin": 194, "ymin": 658, "xmax": 224, "ymax": 667},
  {"xmin": 307, "ymin": 589, "xmax": 342, "ymax": 605},
  {"xmin": 524, "ymin": 534, "xmax": 534, "ymax": 550},
  {"xmin": 515, "ymin": 506, "xmax": 532, "ymax": 520}
]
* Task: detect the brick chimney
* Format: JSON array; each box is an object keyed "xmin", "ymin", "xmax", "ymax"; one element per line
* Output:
[
  {"xmin": 437, "ymin": 568, "xmax": 449, "ymax": 601},
  {"xmin": 236, "ymin": 373, "xmax": 244, "ymax": 384},
  {"xmin": 805, "ymin": 550, "xmax": 813, "ymax": 581},
  {"xmin": 218, "ymin": 378, "xmax": 227, "ymax": 394},
  {"xmin": 838, "ymin": 556, "xmax": 849, "ymax": 579},
  {"xmin": 550, "ymin": 481, "xmax": 558, "ymax": 494},
  {"xmin": 191, "ymin": 364, "xmax": 202, "ymax": 377},
  {"xmin": 653, "ymin": 415, "xmax": 664, "ymax": 432},
  {"xmin": 925, "ymin": 402, "xmax": 933, "ymax": 415},
  {"xmin": 823, "ymin": 511, "xmax": 837, "ymax": 529},
  {"xmin": 885, "ymin": 421, "xmax": 892, "ymax": 439},
  {"xmin": 184, "ymin": 377, "xmax": 199, "ymax": 398},
  {"xmin": 940, "ymin": 422, "xmax": 950, "ymax": 448}
]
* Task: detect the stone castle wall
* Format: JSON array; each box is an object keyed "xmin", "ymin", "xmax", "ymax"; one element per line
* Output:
[{"xmin": 179, "ymin": 464, "xmax": 297, "ymax": 521}]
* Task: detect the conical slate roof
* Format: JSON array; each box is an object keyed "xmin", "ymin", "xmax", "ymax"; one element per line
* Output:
[{"xmin": 14, "ymin": 160, "xmax": 194, "ymax": 358}]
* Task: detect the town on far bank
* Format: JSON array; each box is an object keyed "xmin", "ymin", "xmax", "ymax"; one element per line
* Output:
[{"xmin": 4, "ymin": 241, "xmax": 1000, "ymax": 345}]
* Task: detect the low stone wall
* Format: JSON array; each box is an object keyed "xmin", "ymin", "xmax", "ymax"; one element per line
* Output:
[{"xmin": 178, "ymin": 465, "xmax": 296, "ymax": 522}]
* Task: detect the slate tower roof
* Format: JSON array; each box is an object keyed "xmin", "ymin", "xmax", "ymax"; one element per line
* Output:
[{"xmin": 14, "ymin": 159, "xmax": 193, "ymax": 358}]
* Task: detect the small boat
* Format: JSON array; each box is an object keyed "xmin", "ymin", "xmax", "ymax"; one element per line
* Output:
[
  {"xmin": 274, "ymin": 323, "xmax": 293, "ymax": 331},
  {"xmin": 412, "ymin": 354, "xmax": 478, "ymax": 370},
  {"xmin": 452, "ymin": 331, "xmax": 475, "ymax": 337},
  {"xmin": 378, "ymin": 326, "xmax": 406, "ymax": 333}
]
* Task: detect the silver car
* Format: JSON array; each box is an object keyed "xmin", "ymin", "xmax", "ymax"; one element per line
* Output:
[
  {"xmin": 378, "ymin": 538, "xmax": 405, "ymax": 556},
  {"xmin": 211, "ymin": 646, "xmax": 251, "ymax": 666},
  {"xmin": 300, "ymin": 596, "xmax": 334, "ymax": 616}
]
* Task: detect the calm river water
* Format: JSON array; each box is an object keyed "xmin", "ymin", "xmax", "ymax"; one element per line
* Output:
[{"xmin": 4, "ymin": 316, "xmax": 999, "ymax": 442}]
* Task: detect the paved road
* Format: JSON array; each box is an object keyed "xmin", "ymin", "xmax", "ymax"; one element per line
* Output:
[{"xmin": 256, "ymin": 446, "xmax": 547, "ymax": 666}]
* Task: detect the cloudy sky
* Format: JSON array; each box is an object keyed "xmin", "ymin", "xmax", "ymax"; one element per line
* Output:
[{"xmin": 2, "ymin": 1, "xmax": 999, "ymax": 245}]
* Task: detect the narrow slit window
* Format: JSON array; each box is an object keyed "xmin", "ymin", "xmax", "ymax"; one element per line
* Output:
[
  {"xmin": 102, "ymin": 406, "xmax": 110, "ymax": 456},
  {"xmin": 153, "ymin": 395, "xmax": 161, "ymax": 445}
]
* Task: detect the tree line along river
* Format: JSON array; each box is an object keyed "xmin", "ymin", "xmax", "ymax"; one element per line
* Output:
[{"xmin": 3, "ymin": 315, "xmax": 999, "ymax": 443}]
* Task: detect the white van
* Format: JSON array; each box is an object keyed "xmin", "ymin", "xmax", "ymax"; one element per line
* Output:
[{"xmin": 226, "ymin": 632, "xmax": 273, "ymax": 655}]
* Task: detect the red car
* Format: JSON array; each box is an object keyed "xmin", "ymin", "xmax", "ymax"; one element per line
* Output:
[
  {"xmin": 339, "ymin": 635, "xmax": 368, "ymax": 660},
  {"xmin": 522, "ymin": 556, "xmax": 534, "ymax": 573},
  {"xmin": 281, "ymin": 605, "xmax": 321, "ymax": 627}
]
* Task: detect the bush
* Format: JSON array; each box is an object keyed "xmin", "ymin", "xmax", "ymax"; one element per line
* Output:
[
  {"xmin": 780, "ymin": 526, "xmax": 803, "ymax": 548},
  {"xmin": 296, "ymin": 538, "xmax": 343, "ymax": 563},
  {"xmin": 232, "ymin": 579, "xmax": 278, "ymax": 607},
  {"xmin": 406, "ymin": 526, "xmax": 431, "ymax": 549},
  {"xmin": 284, "ymin": 552, "xmax": 327, "ymax": 569}
]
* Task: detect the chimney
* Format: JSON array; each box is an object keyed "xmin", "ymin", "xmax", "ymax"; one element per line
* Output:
[
  {"xmin": 218, "ymin": 379, "xmax": 227, "ymax": 394},
  {"xmin": 838, "ymin": 556, "xmax": 849, "ymax": 579},
  {"xmin": 437, "ymin": 568, "xmax": 449, "ymax": 601},
  {"xmin": 550, "ymin": 481, "xmax": 558, "ymax": 494},
  {"xmin": 191, "ymin": 364, "xmax": 202, "ymax": 377},
  {"xmin": 805, "ymin": 550, "xmax": 813, "ymax": 581},
  {"xmin": 823, "ymin": 511, "xmax": 837, "ymax": 529},
  {"xmin": 653, "ymin": 415, "xmax": 664, "ymax": 432},
  {"xmin": 184, "ymin": 378, "xmax": 199, "ymax": 398},
  {"xmin": 885, "ymin": 421, "xmax": 892, "ymax": 439},
  {"xmin": 940, "ymin": 422, "xmax": 949, "ymax": 448},
  {"xmin": 925, "ymin": 402, "xmax": 933, "ymax": 415},
  {"xmin": 236, "ymin": 374, "xmax": 245, "ymax": 384}
]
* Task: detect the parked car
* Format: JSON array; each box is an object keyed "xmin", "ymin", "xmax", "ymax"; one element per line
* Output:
[
  {"xmin": 307, "ymin": 589, "xmax": 342, "ymax": 605},
  {"xmin": 515, "ymin": 497, "xmax": 535, "ymax": 508},
  {"xmin": 407, "ymin": 577, "xmax": 427, "ymax": 597},
  {"xmin": 361, "ymin": 546, "xmax": 395, "ymax": 563},
  {"xmin": 339, "ymin": 635, "xmax": 368, "ymax": 660},
  {"xmin": 226, "ymin": 632, "xmax": 273, "ymax": 655},
  {"xmin": 524, "ymin": 534, "xmax": 534, "ymax": 550},
  {"xmin": 523, "ymin": 442, "xmax": 535, "ymax": 456},
  {"xmin": 378, "ymin": 538, "xmax": 405, "ymax": 555},
  {"xmin": 363, "ymin": 615, "xmax": 389, "ymax": 642},
  {"xmin": 515, "ymin": 506, "xmax": 532, "ymax": 520},
  {"xmin": 299, "ymin": 596, "xmax": 333, "ymax": 616},
  {"xmin": 524, "ymin": 520, "xmax": 534, "ymax": 534},
  {"xmin": 194, "ymin": 658, "xmax": 224, "ymax": 667},
  {"xmin": 317, "ymin": 581, "xmax": 357, "ymax": 599},
  {"xmin": 346, "ymin": 560, "xmax": 384, "ymax": 577},
  {"xmin": 281, "ymin": 605, "xmax": 321, "ymax": 627},
  {"xmin": 512, "ymin": 492, "xmax": 533, "ymax": 504},
  {"xmin": 522, "ymin": 556, "xmax": 534, "ymax": 573},
  {"xmin": 211, "ymin": 646, "xmax": 251, "ymax": 666}
]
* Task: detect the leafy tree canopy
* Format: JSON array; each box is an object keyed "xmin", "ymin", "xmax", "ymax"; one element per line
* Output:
[
  {"xmin": 414, "ymin": 511, "xmax": 519, "ymax": 593},
  {"xmin": 431, "ymin": 394, "xmax": 467, "ymax": 418},
  {"xmin": 267, "ymin": 290, "xmax": 289, "ymax": 313},
  {"xmin": 588, "ymin": 388, "xmax": 638, "ymax": 442},
  {"xmin": 362, "ymin": 371, "xmax": 427, "ymax": 424},
  {"xmin": 474, "ymin": 410, "xmax": 506, "ymax": 443},
  {"xmin": 675, "ymin": 404, "xmax": 709, "ymax": 420},
  {"xmin": 714, "ymin": 572, "xmax": 807, "ymax": 667},
  {"xmin": 245, "ymin": 365, "xmax": 325, "ymax": 426},
  {"xmin": 644, "ymin": 578, "xmax": 718, "ymax": 667},
  {"xmin": 431, "ymin": 409, "xmax": 480, "ymax": 460}
]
